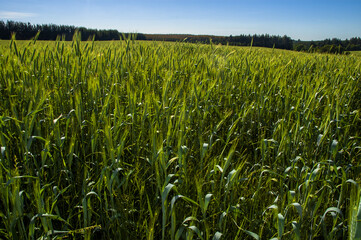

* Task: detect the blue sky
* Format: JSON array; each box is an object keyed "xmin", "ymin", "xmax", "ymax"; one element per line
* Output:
[{"xmin": 0, "ymin": 0, "xmax": 360, "ymax": 40}]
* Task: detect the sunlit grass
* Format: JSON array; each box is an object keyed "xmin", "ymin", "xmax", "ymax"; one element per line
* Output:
[
  {"xmin": 0, "ymin": 35, "xmax": 360, "ymax": 239},
  {"xmin": 351, "ymin": 51, "xmax": 361, "ymax": 57}
]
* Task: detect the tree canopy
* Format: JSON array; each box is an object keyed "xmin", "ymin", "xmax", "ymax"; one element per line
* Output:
[
  {"xmin": 293, "ymin": 37, "xmax": 361, "ymax": 53},
  {"xmin": 0, "ymin": 20, "xmax": 146, "ymax": 41}
]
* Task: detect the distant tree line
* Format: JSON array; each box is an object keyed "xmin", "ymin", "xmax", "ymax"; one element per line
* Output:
[
  {"xmin": 0, "ymin": 20, "xmax": 146, "ymax": 41},
  {"xmin": 294, "ymin": 37, "xmax": 361, "ymax": 54},
  {"xmin": 1, "ymin": 20, "xmax": 360, "ymax": 53},
  {"xmin": 0, "ymin": 21, "xmax": 293, "ymax": 49},
  {"xmin": 145, "ymin": 33, "xmax": 294, "ymax": 50},
  {"xmin": 227, "ymin": 34, "xmax": 294, "ymax": 49}
]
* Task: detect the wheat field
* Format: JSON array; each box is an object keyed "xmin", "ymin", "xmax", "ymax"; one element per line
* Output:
[{"xmin": 0, "ymin": 34, "xmax": 360, "ymax": 239}]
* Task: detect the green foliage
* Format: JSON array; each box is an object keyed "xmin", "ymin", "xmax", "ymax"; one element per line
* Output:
[
  {"xmin": 0, "ymin": 37, "xmax": 360, "ymax": 239},
  {"xmin": 294, "ymin": 37, "xmax": 361, "ymax": 54},
  {"xmin": 0, "ymin": 20, "xmax": 146, "ymax": 41}
]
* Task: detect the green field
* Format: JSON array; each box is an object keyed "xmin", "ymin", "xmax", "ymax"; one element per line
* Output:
[
  {"xmin": 352, "ymin": 51, "xmax": 361, "ymax": 57},
  {"xmin": 0, "ymin": 35, "xmax": 360, "ymax": 239}
]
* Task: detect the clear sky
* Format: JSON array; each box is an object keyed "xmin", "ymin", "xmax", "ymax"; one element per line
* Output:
[{"xmin": 0, "ymin": 0, "xmax": 360, "ymax": 41}]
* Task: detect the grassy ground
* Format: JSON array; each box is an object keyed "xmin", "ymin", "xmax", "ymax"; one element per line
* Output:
[
  {"xmin": 0, "ymin": 36, "xmax": 360, "ymax": 239},
  {"xmin": 351, "ymin": 51, "xmax": 361, "ymax": 57}
]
